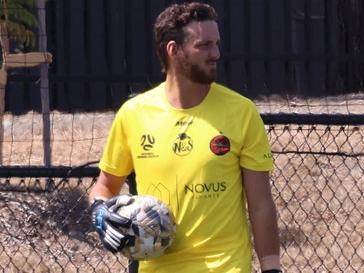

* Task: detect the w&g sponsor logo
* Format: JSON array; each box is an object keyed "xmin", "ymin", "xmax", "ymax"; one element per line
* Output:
[
  {"xmin": 172, "ymin": 133, "xmax": 193, "ymax": 156},
  {"xmin": 185, "ymin": 181, "xmax": 227, "ymax": 199}
]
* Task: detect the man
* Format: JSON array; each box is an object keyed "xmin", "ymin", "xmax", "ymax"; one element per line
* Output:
[{"xmin": 89, "ymin": 2, "xmax": 282, "ymax": 273}]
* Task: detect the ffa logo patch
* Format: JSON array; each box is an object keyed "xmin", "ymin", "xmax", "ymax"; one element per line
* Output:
[
  {"xmin": 140, "ymin": 134, "xmax": 155, "ymax": 151},
  {"xmin": 209, "ymin": 135, "xmax": 230, "ymax": 155}
]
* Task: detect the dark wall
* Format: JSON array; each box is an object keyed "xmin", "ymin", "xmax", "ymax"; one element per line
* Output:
[{"xmin": 4, "ymin": 0, "xmax": 363, "ymax": 114}]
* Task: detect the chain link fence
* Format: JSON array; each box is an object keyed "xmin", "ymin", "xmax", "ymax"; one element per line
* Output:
[
  {"xmin": 269, "ymin": 124, "xmax": 363, "ymax": 273},
  {"xmin": 0, "ymin": 123, "xmax": 363, "ymax": 273}
]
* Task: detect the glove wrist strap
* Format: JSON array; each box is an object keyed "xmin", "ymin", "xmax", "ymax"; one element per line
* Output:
[
  {"xmin": 260, "ymin": 255, "xmax": 281, "ymax": 272},
  {"xmin": 90, "ymin": 198, "xmax": 105, "ymax": 210}
]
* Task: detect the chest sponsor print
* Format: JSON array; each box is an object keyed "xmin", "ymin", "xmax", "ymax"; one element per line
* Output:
[{"xmin": 185, "ymin": 181, "xmax": 227, "ymax": 199}]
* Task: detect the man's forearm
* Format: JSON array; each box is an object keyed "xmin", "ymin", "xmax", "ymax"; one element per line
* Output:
[
  {"xmin": 89, "ymin": 182, "xmax": 114, "ymax": 204},
  {"xmin": 249, "ymin": 203, "xmax": 281, "ymax": 270},
  {"xmin": 88, "ymin": 171, "xmax": 126, "ymax": 204}
]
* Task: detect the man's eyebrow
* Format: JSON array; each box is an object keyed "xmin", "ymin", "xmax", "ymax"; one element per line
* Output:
[{"xmin": 195, "ymin": 39, "xmax": 220, "ymax": 45}]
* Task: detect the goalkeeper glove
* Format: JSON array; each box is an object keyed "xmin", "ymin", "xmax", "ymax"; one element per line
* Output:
[{"xmin": 91, "ymin": 195, "xmax": 134, "ymax": 253}]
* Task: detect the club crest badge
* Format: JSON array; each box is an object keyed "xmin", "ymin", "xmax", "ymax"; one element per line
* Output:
[{"xmin": 209, "ymin": 135, "xmax": 230, "ymax": 155}]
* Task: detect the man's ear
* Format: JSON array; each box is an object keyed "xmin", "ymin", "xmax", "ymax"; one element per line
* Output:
[{"xmin": 166, "ymin": 40, "xmax": 178, "ymax": 57}]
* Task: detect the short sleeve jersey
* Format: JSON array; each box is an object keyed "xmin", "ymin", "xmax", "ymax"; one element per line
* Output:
[{"xmin": 99, "ymin": 82, "xmax": 273, "ymax": 273}]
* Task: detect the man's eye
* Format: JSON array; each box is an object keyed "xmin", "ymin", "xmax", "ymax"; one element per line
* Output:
[{"xmin": 199, "ymin": 43, "xmax": 210, "ymax": 48}]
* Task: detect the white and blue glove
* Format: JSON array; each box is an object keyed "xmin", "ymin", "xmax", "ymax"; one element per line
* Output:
[{"xmin": 91, "ymin": 195, "xmax": 134, "ymax": 253}]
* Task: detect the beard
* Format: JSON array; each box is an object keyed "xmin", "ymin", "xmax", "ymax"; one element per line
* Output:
[
  {"xmin": 177, "ymin": 53, "xmax": 217, "ymax": 84},
  {"xmin": 188, "ymin": 63, "xmax": 216, "ymax": 84}
]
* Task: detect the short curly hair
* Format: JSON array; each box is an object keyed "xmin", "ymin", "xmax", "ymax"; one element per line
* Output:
[{"xmin": 153, "ymin": 2, "xmax": 218, "ymax": 72}]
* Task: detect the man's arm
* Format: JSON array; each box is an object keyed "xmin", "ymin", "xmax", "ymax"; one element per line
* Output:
[
  {"xmin": 242, "ymin": 168, "xmax": 281, "ymax": 272},
  {"xmin": 89, "ymin": 170, "xmax": 127, "ymax": 204}
]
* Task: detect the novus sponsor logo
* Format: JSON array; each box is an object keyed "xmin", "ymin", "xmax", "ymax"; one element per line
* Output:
[{"xmin": 185, "ymin": 181, "xmax": 227, "ymax": 194}]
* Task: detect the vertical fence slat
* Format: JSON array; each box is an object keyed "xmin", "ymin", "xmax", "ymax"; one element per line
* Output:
[
  {"xmin": 303, "ymin": 0, "xmax": 312, "ymax": 96},
  {"xmin": 86, "ymin": 0, "xmax": 108, "ymax": 111},
  {"xmin": 143, "ymin": 0, "xmax": 153, "ymax": 87},
  {"xmin": 105, "ymin": 0, "xmax": 128, "ymax": 109},
  {"xmin": 220, "ymin": 0, "xmax": 231, "ymax": 89},
  {"xmin": 243, "ymin": 0, "xmax": 251, "ymax": 95},
  {"xmin": 52, "ymin": 0, "xmax": 67, "ymax": 111},
  {"xmin": 149, "ymin": 2, "xmax": 168, "ymax": 82},
  {"xmin": 128, "ymin": 0, "xmax": 148, "ymax": 93},
  {"xmin": 291, "ymin": 0, "xmax": 306, "ymax": 95},
  {"xmin": 309, "ymin": 0, "xmax": 326, "ymax": 96},
  {"xmin": 283, "ymin": 0, "xmax": 294, "ymax": 92},
  {"xmin": 226, "ymin": 0, "xmax": 247, "ymax": 94},
  {"xmin": 206, "ymin": 0, "xmax": 228, "ymax": 87},
  {"xmin": 249, "ymin": 0, "xmax": 266, "ymax": 94},
  {"xmin": 38, "ymin": 0, "xmax": 51, "ymax": 166},
  {"xmin": 67, "ymin": 0, "xmax": 86, "ymax": 111},
  {"xmin": 267, "ymin": 0, "xmax": 288, "ymax": 93},
  {"xmin": 263, "ymin": 0, "xmax": 271, "ymax": 94},
  {"xmin": 325, "ymin": 0, "xmax": 338, "ymax": 94}
]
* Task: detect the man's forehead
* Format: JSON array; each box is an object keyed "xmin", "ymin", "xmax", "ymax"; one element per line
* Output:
[{"xmin": 183, "ymin": 20, "xmax": 220, "ymax": 41}]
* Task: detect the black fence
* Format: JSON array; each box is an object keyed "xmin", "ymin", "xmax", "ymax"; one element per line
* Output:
[{"xmin": 4, "ymin": 0, "xmax": 364, "ymax": 113}]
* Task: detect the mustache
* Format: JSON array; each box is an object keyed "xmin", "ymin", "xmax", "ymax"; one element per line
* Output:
[{"xmin": 206, "ymin": 59, "xmax": 219, "ymax": 63}]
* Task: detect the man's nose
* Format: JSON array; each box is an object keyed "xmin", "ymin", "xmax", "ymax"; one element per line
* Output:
[{"xmin": 210, "ymin": 45, "xmax": 220, "ymax": 60}]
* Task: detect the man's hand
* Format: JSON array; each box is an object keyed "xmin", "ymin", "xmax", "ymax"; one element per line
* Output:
[{"xmin": 91, "ymin": 195, "xmax": 134, "ymax": 252}]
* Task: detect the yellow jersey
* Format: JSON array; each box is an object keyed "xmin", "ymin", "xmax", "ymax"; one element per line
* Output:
[{"xmin": 99, "ymin": 82, "xmax": 273, "ymax": 273}]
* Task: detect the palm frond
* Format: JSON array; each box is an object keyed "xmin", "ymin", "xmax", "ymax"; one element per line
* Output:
[
  {"xmin": 0, "ymin": 0, "xmax": 39, "ymax": 49},
  {"xmin": 6, "ymin": 2, "xmax": 38, "ymax": 29},
  {"xmin": 6, "ymin": 19, "xmax": 36, "ymax": 48}
]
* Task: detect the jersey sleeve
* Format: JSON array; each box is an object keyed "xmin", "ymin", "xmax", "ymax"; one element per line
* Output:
[
  {"xmin": 99, "ymin": 105, "xmax": 134, "ymax": 177},
  {"xmin": 239, "ymin": 102, "xmax": 273, "ymax": 171}
]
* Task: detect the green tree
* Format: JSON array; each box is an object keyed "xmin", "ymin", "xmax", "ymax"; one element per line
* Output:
[{"xmin": 0, "ymin": 0, "xmax": 38, "ymax": 49}]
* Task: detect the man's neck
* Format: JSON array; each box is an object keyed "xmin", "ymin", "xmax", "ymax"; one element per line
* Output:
[{"xmin": 164, "ymin": 74, "xmax": 211, "ymax": 109}]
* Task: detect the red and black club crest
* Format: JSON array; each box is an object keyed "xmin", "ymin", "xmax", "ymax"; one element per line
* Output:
[{"xmin": 209, "ymin": 135, "xmax": 230, "ymax": 155}]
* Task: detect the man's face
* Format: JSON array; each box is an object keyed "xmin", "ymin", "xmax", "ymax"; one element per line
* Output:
[{"xmin": 176, "ymin": 20, "xmax": 220, "ymax": 84}]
